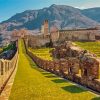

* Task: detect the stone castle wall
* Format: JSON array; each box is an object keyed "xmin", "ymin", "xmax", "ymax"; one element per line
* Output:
[
  {"xmin": 26, "ymin": 28, "xmax": 99, "ymax": 48},
  {"xmin": 24, "ymin": 40, "xmax": 100, "ymax": 93},
  {"xmin": 0, "ymin": 46, "xmax": 18, "ymax": 94},
  {"xmin": 27, "ymin": 34, "xmax": 50, "ymax": 48},
  {"xmin": 51, "ymin": 28, "xmax": 98, "ymax": 43}
]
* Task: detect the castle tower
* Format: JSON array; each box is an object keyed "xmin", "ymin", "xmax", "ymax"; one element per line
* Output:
[{"xmin": 43, "ymin": 20, "xmax": 49, "ymax": 37}]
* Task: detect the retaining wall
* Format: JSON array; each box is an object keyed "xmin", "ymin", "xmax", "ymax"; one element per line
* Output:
[
  {"xmin": 0, "ymin": 50, "xmax": 18, "ymax": 94},
  {"xmin": 24, "ymin": 40, "xmax": 100, "ymax": 93}
]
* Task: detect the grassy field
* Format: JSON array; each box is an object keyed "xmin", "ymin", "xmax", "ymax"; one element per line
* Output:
[
  {"xmin": 9, "ymin": 40, "xmax": 99, "ymax": 100},
  {"xmin": 28, "ymin": 47, "xmax": 53, "ymax": 61},
  {"xmin": 75, "ymin": 41, "xmax": 100, "ymax": 57}
]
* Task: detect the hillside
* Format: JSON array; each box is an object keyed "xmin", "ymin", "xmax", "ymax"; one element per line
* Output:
[
  {"xmin": 82, "ymin": 7, "xmax": 100, "ymax": 23},
  {"xmin": 0, "ymin": 4, "xmax": 99, "ymax": 31}
]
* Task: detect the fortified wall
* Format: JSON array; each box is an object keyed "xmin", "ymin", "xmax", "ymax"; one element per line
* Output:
[
  {"xmin": 0, "ymin": 42, "xmax": 18, "ymax": 94},
  {"xmin": 51, "ymin": 28, "xmax": 98, "ymax": 43},
  {"xmin": 27, "ymin": 34, "xmax": 50, "ymax": 48},
  {"xmin": 12, "ymin": 20, "xmax": 100, "ymax": 48},
  {"xmin": 24, "ymin": 39, "xmax": 100, "ymax": 93},
  {"xmin": 27, "ymin": 27, "xmax": 99, "ymax": 48}
]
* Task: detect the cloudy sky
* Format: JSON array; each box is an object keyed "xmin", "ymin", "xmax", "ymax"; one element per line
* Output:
[{"xmin": 0, "ymin": 0, "xmax": 100, "ymax": 22}]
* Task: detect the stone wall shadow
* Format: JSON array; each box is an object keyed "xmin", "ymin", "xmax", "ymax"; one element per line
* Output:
[
  {"xmin": 45, "ymin": 75, "xmax": 58, "ymax": 78},
  {"xmin": 52, "ymin": 79, "xmax": 68, "ymax": 83},
  {"xmin": 62, "ymin": 85, "xmax": 88, "ymax": 93},
  {"xmin": 91, "ymin": 97, "xmax": 100, "ymax": 100}
]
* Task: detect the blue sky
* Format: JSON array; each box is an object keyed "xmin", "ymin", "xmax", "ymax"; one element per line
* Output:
[{"xmin": 0, "ymin": 0, "xmax": 100, "ymax": 22}]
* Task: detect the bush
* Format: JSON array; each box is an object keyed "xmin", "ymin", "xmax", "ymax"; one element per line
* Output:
[{"xmin": 3, "ymin": 42, "xmax": 16, "ymax": 51}]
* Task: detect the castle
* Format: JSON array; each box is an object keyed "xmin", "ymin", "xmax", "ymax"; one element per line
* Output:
[
  {"xmin": 41, "ymin": 20, "xmax": 49, "ymax": 38},
  {"xmin": 27, "ymin": 20, "xmax": 100, "ymax": 48},
  {"xmin": 12, "ymin": 20, "xmax": 100, "ymax": 48}
]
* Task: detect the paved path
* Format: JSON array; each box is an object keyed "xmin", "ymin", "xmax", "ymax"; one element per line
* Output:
[{"xmin": 8, "ymin": 40, "xmax": 99, "ymax": 100}]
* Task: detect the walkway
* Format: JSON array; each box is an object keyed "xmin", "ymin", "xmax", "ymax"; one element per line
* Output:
[{"xmin": 9, "ymin": 40, "xmax": 99, "ymax": 100}]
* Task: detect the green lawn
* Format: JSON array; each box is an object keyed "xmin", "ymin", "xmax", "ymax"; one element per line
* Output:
[
  {"xmin": 28, "ymin": 47, "xmax": 53, "ymax": 61},
  {"xmin": 75, "ymin": 41, "xmax": 100, "ymax": 57},
  {"xmin": 9, "ymin": 40, "xmax": 99, "ymax": 100}
]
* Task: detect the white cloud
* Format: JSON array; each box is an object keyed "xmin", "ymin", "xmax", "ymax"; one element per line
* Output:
[{"xmin": 78, "ymin": 1, "xmax": 100, "ymax": 9}]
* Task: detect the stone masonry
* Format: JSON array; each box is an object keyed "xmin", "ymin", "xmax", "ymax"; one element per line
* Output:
[{"xmin": 24, "ymin": 39, "xmax": 100, "ymax": 93}]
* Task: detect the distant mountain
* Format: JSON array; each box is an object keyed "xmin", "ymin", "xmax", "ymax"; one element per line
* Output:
[
  {"xmin": 82, "ymin": 7, "xmax": 100, "ymax": 23},
  {"xmin": 0, "ymin": 4, "xmax": 100, "ymax": 31}
]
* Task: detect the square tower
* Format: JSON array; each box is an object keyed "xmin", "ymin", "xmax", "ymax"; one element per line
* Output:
[{"xmin": 43, "ymin": 20, "xmax": 49, "ymax": 37}]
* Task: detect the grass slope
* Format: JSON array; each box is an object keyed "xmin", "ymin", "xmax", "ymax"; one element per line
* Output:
[
  {"xmin": 28, "ymin": 47, "xmax": 53, "ymax": 61},
  {"xmin": 9, "ymin": 40, "xmax": 99, "ymax": 100},
  {"xmin": 75, "ymin": 41, "xmax": 100, "ymax": 57}
]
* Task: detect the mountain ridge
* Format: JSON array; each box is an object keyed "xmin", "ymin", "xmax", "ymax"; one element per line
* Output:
[{"xmin": 0, "ymin": 4, "xmax": 100, "ymax": 31}]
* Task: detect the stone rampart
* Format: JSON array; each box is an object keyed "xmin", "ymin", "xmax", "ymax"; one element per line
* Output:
[
  {"xmin": 0, "ymin": 49, "xmax": 18, "ymax": 94},
  {"xmin": 25, "ymin": 40, "xmax": 100, "ymax": 93}
]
